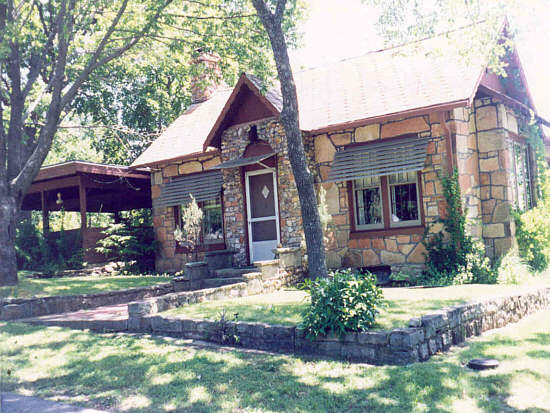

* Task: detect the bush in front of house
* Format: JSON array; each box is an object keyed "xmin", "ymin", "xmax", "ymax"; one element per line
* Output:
[
  {"xmin": 300, "ymin": 269, "xmax": 383, "ymax": 339},
  {"xmin": 496, "ymin": 249, "xmax": 532, "ymax": 285},
  {"xmin": 513, "ymin": 206, "xmax": 550, "ymax": 273},
  {"xmin": 420, "ymin": 170, "xmax": 496, "ymax": 286},
  {"xmin": 16, "ymin": 219, "xmax": 83, "ymax": 273},
  {"xmin": 96, "ymin": 214, "xmax": 158, "ymax": 273}
]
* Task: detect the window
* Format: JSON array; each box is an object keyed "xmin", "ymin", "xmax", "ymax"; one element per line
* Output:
[
  {"xmin": 351, "ymin": 172, "xmax": 421, "ymax": 231},
  {"xmin": 388, "ymin": 171, "xmax": 420, "ymax": 227},
  {"xmin": 175, "ymin": 197, "xmax": 224, "ymax": 245},
  {"xmin": 353, "ymin": 176, "xmax": 383, "ymax": 229},
  {"xmin": 512, "ymin": 142, "xmax": 533, "ymax": 211}
]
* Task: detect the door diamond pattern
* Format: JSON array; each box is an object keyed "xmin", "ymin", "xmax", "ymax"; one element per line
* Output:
[{"xmin": 262, "ymin": 185, "xmax": 270, "ymax": 199}]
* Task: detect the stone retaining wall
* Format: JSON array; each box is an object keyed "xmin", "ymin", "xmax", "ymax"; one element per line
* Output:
[
  {"xmin": 130, "ymin": 287, "xmax": 550, "ymax": 365},
  {"xmin": 0, "ymin": 283, "xmax": 173, "ymax": 321},
  {"xmin": 127, "ymin": 268, "xmax": 297, "ymax": 331}
]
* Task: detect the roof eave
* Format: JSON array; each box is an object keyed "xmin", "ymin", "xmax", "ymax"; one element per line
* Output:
[
  {"xmin": 306, "ymin": 99, "xmax": 471, "ymax": 135},
  {"xmin": 129, "ymin": 148, "xmax": 220, "ymax": 170},
  {"xmin": 202, "ymin": 73, "xmax": 280, "ymax": 151}
]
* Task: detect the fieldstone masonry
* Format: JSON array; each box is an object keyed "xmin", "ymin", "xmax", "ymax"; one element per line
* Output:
[
  {"xmin": 313, "ymin": 113, "xmax": 449, "ymax": 274},
  {"xmin": 130, "ymin": 286, "xmax": 550, "ymax": 365},
  {"xmin": 220, "ymin": 119, "xmax": 307, "ymax": 266},
  {"xmin": 151, "ymin": 152, "xmax": 221, "ymax": 272},
  {"xmin": 0, "ymin": 282, "xmax": 173, "ymax": 321},
  {"xmin": 150, "ymin": 95, "xmax": 535, "ymax": 274},
  {"xmin": 472, "ymin": 98, "xmax": 528, "ymax": 257}
]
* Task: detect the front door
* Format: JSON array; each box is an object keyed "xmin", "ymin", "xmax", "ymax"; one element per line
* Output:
[{"xmin": 245, "ymin": 169, "xmax": 280, "ymax": 262}]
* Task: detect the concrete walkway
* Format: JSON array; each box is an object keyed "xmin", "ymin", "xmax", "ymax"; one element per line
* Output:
[
  {"xmin": 1, "ymin": 392, "xmax": 108, "ymax": 413},
  {"xmin": 20, "ymin": 303, "xmax": 129, "ymax": 332}
]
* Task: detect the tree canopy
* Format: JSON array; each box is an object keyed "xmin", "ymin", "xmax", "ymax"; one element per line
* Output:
[{"xmin": 0, "ymin": 0, "xmax": 301, "ymax": 285}]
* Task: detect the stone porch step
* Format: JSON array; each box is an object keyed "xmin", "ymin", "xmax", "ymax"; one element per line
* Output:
[
  {"xmin": 201, "ymin": 277, "xmax": 244, "ymax": 288},
  {"xmin": 213, "ymin": 267, "xmax": 257, "ymax": 278}
]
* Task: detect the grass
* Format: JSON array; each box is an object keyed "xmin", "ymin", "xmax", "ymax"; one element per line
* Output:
[
  {"xmin": 163, "ymin": 275, "xmax": 550, "ymax": 330},
  {"xmin": 0, "ymin": 272, "xmax": 172, "ymax": 299},
  {"xmin": 1, "ymin": 309, "xmax": 550, "ymax": 412}
]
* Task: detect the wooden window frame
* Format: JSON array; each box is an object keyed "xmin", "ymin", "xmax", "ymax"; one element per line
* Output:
[
  {"xmin": 173, "ymin": 195, "xmax": 226, "ymax": 253},
  {"xmin": 348, "ymin": 171, "xmax": 425, "ymax": 238},
  {"xmin": 387, "ymin": 172, "xmax": 422, "ymax": 228},
  {"xmin": 351, "ymin": 177, "xmax": 384, "ymax": 231}
]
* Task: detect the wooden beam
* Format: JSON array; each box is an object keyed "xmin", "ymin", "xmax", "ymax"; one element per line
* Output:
[
  {"xmin": 79, "ymin": 177, "xmax": 87, "ymax": 230},
  {"xmin": 27, "ymin": 176, "xmax": 80, "ymax": 194},
  {"xmin": 41, "ymin": 191, "xmax": 49, "ymax": 234}
]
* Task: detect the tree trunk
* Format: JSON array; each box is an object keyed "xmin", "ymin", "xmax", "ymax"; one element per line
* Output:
[
  {"xmin": 251, "ymin": 0, "xmax": 328, "ymax": 279},
  {"xmin": 0, "ymin": 193, "xmax": 18, "ymax": 286}
]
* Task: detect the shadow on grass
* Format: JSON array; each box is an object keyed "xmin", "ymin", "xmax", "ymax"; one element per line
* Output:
[
  {"xmin": 2, "ymin": 321, "xmax": 550, "ymax": 413},
  {"xmin": 376, "ymin": 298, "xmax": 465, "ymax": 329}
]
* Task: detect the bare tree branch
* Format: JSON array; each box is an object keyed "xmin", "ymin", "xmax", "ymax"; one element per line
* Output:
[
  {"xmin": 168, "ymin": 12, "xmax": 256, "ymax": 20},
  {"xmin": 35, "ymin": 122, "xmax": 162, "ymax": 138},
  {"xmin": 275, "ymin": 0, "xmax": 287, "ymax": 22},
  {"xmin": 21, "ymin": 3, "xmax": 59, "ymax": 99},
  {"xmin": 12, "ymin": 0, "xmax": 73, "ymax": 195},
  {"xmin": 58, "ymin": 0, "xmax": 130, "ymax": 109},
  {"xmin": 60, "ymin": 0, "xmax": 173, "ymax": 109}
]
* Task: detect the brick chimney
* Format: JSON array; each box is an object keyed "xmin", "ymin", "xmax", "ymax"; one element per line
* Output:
[{"xmin": 190, "ymin": 51, "xmax": 222, "ymax": 104}]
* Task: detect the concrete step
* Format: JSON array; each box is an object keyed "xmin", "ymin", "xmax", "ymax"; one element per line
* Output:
[
  {"xmin": 213, "ymin": 267, "xmax": 256, "ymax": 278},
  {"xmin": 201, "ymin": 277, "xmax": 244, "ymax": 288}
]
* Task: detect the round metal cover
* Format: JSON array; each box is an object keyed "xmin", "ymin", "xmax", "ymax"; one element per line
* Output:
[{"xmin": 467, "ymin": 358, "xmax": 499, "ymax": 370}]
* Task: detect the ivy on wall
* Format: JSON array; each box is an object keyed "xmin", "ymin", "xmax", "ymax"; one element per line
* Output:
[{"xmin": 420, "ymin": 169, "xmax": 495, "ymax": 286}]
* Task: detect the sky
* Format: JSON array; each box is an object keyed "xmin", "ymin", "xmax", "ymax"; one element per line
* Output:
[{"xmin": 290, "ymin": 0, "xmax": 550, "ymax": 120}]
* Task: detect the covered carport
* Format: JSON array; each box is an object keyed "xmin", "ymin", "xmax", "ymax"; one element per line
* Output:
[{"xmin": 21, "ymin": 161, "xmax": 151, "ymax": 263}]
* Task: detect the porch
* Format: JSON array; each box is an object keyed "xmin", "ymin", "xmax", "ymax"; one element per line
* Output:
[{"xmin": 21, "ymin": 161, "xmax": 152, "ymax": 263}]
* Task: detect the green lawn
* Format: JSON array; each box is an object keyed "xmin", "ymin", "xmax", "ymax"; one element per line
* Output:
[
  {"xmin": 0, "ymin": 272, "xmax": 172, "ymax": 299},
  {"xmin": 163, "ymin": 275, "xmax": 550, "ymax": 330},
  {"xmin": 1, "ymin": 308, "xmax": 549, "ymax": 412}
]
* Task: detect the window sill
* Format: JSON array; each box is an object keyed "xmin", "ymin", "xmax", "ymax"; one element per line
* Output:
[{"xmin": 350, "ymin": 226, "xmax": 424, "ymax": 239}]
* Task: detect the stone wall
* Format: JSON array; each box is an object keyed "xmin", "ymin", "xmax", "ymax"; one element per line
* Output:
[
  {"xmin": 151, "ymin": 152, "xmax": 221, "ymax": 272},
  {"xmin": 150, "ymin": 98, "xmax": 533, "ymax": 273},
  {"xmin": 0, "ymin": 282, "xmax": 174, "ymax": 321},
  {"xmin": 472, "ymin": 97, "xmax": 530, "ymax": 258},
  {"xmin": 132, "ymin": 286, "xmax": 550, "ymax": 365},
  {"xmin": 312, "ymin": 113, "xmax": 450, "ymax": 274},
  {"xmin": 220, "ymin": 119, "xmax": 308, "ymax": 266},
  {"xmin": 127, "ymin": 261, "xmax": 299, "ymax": 331}
]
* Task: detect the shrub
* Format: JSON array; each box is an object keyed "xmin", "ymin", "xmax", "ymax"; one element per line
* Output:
[
  {"xmin": 174, "ymin": 195, "xmax": 203, "ymax": 262},
  {"xmin": 421, "ymin": 170, "xmax": 496, "ymax": 286},
  {"xmin": 300, "ymin": 269, "xmax": 383, "ymax": 339},
  {"xmin": 513, "ymin": 207, "xmax": 550, "ymax": 272},
  {"xmin": 496, "ymin": 250, "xmax": 531, "ymax": 285},
  {"xmin": 210, "ymin": 310, "xmax": 240, "ymax": 345},
  {"xmin": 16, "ymin": 219, "xmax": 83, "ymax": 272},
  {"xmin": 96, "ymin": 218, "xmax": 158, "ymax": 273}
]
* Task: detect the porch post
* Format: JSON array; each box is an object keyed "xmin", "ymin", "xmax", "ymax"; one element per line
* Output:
[
  {"xmin": 41, "ymin": 191, "xmax": 49, "ymax": 234},
  {"xmin": 79, "ymin": 177, "xmax": 87, "ymax": 230}
]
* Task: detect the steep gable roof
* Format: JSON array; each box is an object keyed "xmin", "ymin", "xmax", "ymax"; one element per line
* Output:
[
  {"xmin": 133, "ymin": 21, "xmax": 546, "ymax": 168},
  {"xmin": 131, "ymin": 89, "xmax": 232, "ymax": 167},
  {"xmin": 202, "ymin": 74, "xmax": 281, "ymax": 150}
]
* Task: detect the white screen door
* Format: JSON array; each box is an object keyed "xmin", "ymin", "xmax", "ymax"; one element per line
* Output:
[{"xmin": 245, "ymin": 169, "xmax": 280, "ymax": 262}]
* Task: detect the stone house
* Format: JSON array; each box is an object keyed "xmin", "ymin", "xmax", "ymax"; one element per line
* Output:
[{"xmin": 131, "ymin": 26, "xmax": 547, "ymax": 275}]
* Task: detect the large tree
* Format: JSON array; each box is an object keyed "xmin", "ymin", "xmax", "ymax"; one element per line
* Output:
[
  {"xmin": 251, "ymin": 0, "xmax": 328, "ymax": 279},
  {"xmin": 0, "ymin": 0, "xmax": 279, "ymax": 286}
]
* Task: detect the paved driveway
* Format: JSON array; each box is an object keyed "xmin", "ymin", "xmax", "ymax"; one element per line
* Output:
[{"xmin": 1, "ymin": 392, "xmax": 108, "ymax": 413}]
